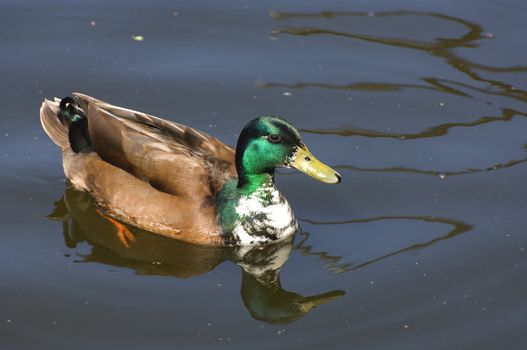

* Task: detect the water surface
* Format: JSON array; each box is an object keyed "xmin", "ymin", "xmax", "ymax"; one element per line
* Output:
[{"xmin": 1, "ymin": 1, "xmax": 526, "ymax": 349}]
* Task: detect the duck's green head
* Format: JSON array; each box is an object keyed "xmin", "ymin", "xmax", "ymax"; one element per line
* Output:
[{"xmin": 235, "ymin": 116, "xmax": 341, "ymax": 187}]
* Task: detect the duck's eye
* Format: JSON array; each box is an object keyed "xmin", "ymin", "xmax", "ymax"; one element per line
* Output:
[{"xmin": 267, "ymin": 134, "xmax": 282, "ymax": 143}]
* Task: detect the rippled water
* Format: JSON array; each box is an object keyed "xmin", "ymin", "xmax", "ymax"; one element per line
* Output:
[{"xmin": 2, "ymin": 1, "xmax": 527, "ymax": 349}]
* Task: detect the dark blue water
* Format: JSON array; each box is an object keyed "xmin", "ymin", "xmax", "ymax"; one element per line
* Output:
[{"xmin": 1, "ymin": 1, "xmax": 527, "ymax": 349}]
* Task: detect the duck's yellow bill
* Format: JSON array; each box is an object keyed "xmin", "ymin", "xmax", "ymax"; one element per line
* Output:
[{"xmin": 291, "ymin": 147, "xmax": 341, "ymax": 184}]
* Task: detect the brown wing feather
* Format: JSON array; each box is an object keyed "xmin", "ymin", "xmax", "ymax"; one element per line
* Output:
[{"xmin": 73, "ymin": 93, "xmax": 236, "ymax": 199}]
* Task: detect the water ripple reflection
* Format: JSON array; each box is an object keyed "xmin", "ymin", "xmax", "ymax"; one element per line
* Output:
[
  {"xmin": 297, "ymin": 215, "xmax": 473, "ymax": 274},
  {"xmin": 270, "ymin": 10, "xmax": 527, "ymax": 86},
  {"xmin": 299, "ymin": 108, "xmax": 526, "ymax": 139}
]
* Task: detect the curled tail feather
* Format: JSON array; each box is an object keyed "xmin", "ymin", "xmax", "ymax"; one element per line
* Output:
[
  {"xmin": 40, "ymin": 97, "xmax": 91, "ymax": 152},
  {"xmin": 58, "ymin": 96, "xmax": 86, "ymax": 124}
]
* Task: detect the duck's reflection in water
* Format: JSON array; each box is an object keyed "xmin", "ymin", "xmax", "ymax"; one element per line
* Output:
[
  {"xmin": 237, "ymin": 244, "xmax": 344, "ymax": 323},
  {"xmin": 49, "ymin": 185, "xmax": 345, "ymax": 324}
]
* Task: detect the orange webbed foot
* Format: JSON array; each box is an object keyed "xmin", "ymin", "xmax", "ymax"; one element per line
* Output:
[{"xmin": 96, "ymin": 209, "xmax": 136, "ymax": 248}]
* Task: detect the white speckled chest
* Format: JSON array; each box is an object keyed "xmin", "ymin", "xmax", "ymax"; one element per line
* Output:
[{"xmin": 232, "ymin": 185, "xmax": 298, "ymax": 245}]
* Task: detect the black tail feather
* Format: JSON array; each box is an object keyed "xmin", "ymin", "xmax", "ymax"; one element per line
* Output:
[
  {"xmin": 59, "ymin": 96, "xmax": 91, "ymax": 153},
  {"xmin": 59, "ymin": 96, "xmax": 86, "ymax": 124}
]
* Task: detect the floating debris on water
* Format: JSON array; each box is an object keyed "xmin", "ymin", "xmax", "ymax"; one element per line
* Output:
[
  {"xmin": 283, "ymin": 92, "xmax": 292, "ymax": 96},
  {"xmin": 131, "ymin": 35, "xmax": 144, "ymax": 42},
  {"xmin": 90, "ymin": 21, "xmax": 96, "ymax": 27},
  {"xmin": 438, "ymin": 173, "xmax": 446, "ymax": 179},
  {"xmin": 268, "ymin": 11, "xmax": 280, "ymax": 19}
]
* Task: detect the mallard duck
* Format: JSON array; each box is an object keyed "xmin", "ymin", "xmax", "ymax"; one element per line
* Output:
[{"xmin": 40, "ymin": 93, "xmax": 340, "ymax": 246}]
